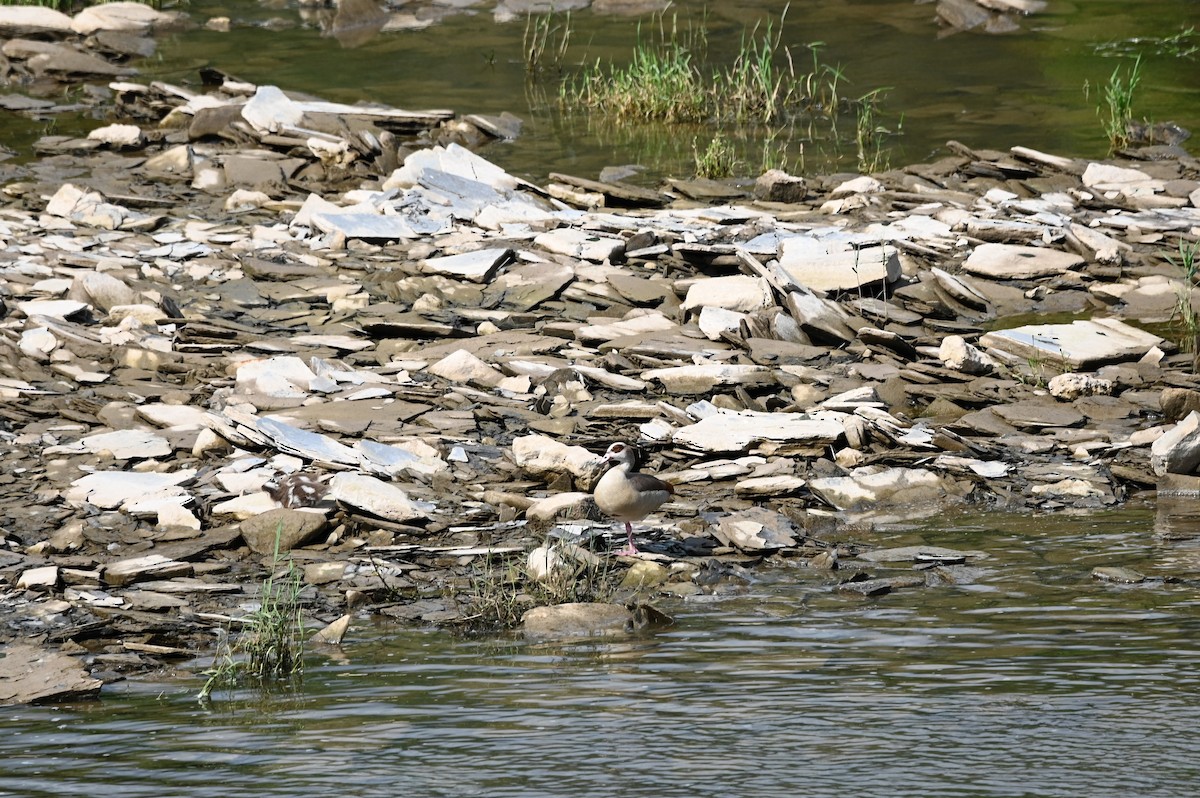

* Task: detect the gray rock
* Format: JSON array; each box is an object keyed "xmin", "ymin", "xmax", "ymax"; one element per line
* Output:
[
  {"xmin": 1091, "ymin": 566, "xmax": 1146, "ymax": 583},
  {"xmin": 754, "ymin": 169, "xmax": 806, "ymax": 203},
  {"xmin": 680, "ymin": 275, "xmax": 772, "ymax": 314},
  {"xmin": 2, "ymin": 38, "xmax": 136, "ymax": 77},
  {"xmin": 992, "ymin": 400, "xmax": 1086, "ymax": 430},
  {"xmin": 240, "ymin": 508, "xmax": 329, "ymax": 555},
  {"xmin": 427, "ymin": 348, "xmax": 504, "ymax": 387},
  {"xmin": 641, "ymin": 364, "xmax": 776, "ymax": 395},
  {"xmin": 1151, "ymin": 411, "xmax": 1200, "ymax": 477},
  {"xmin": 521, "ymin": 602, "xmax": 632, "ymax": 637},
  {"xmin": 1048, "ymin": 373, "xmax": 1113, "ymax": 400},
  {"xmin": 512, "ymin": 435, "xmax": 601, "ymax": 480},
  {"xmin": 1161, "ymin": 388, "xmax": 1200, "ymax": 423},
  {"xmin": 0, "ymin": 6, "xmax": 73, "ymax": 34},
  {"xmin": 940, "ymin": 335, "xmax": 998, "ymax": 375},
  {"xmin": 71, "ymin": 2, "xmax": 177, "ymax": 34},
  {"xmin": 809, "ymin": 467, "xmax": 955, "ymax": 511},
  {"xmin": 70, "ymin": 271, "xmax": 136, "ymax": 312},
  {"xmin": 421, "ymin": 248, "xmax": 512, "ymax": 282},
  {"xmin": 0, "ymin": 644, "xmax": 102, "ymax": 706},
  {"xmin": 104, "ymin": 554, "xmax": 192, "ymax": 587},
  {"xmin": 778, "ymin": 236, "xmax": 900, "ymax": 293},
  {"xmin": 715, "ymin": 507, "xmax": 798, "ymax": 551}
]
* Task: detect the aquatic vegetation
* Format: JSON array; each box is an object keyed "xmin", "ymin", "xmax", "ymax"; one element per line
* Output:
[
  {"xmin": 523, "ymin": 11, "xmax": 572, "ymax": 76},
  {"xmin": 1091, "ymin": 55, "xmax": 1143, "ymax": 152},
  {"xmin": 1165, "ymin": 237, "xmax": 1200, "ymax": 357},
  {"xmin": 1093, "ymin": 25, "xmax": 1198, "ymax": 60},
  {"xmin": 560, "ymin": 15, "xmax": 708, "ymax": 123},
  {"xmin": 560, "ymin": 10, "xmax": 847, "ymax": 127},
  {"xmin": 854, "ymin": 87, "xmax": 901, "ymax": 173},
  {"xmin": 692, "ymin": 131, "xmax": 736, "ymax": 178},
  {"xmin": 1166, "ymin": 236, "xmax": 1200, "ymax": 283},
  {"xmin": 199, "ymin": 529, "xmax": 306, "ymax": 701},
  {"xmin": 554, "ymin": 8, "xmax": 895, "ymax": 179}
]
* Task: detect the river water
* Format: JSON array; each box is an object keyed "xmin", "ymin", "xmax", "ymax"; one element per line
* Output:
[
  {"xmin": 130, "ymin": 0, "xmax": 1200, "ymax": 181},
  {"xmin": 5, "ymin": 505, "xmax": 1200, "ymax": 797}
]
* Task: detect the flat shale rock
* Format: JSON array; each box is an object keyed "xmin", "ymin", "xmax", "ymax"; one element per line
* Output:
[
  {"xmin": 328, "ymin": 473, "xmax": 425, "ymax": 523},
  {"xmin": 673, "ymin": 410, "xmax": 844, "ymax": 453},
  {"xmin": 715, "ymin": 507, "xmax": 798, "ymax": 551},
  {"xmin": 0, "ymin": 6, "xmax": 74, "ymax": 34},
  {"xmin": 420, "ymin": 248, "xmax": 512, "ymax": 282},
  {"xmin": 641, "ymin": 364, "xmax": 776, "ymax": 394},
  {"xmin": 777, "ymin": 237, "xmax": 901, "ymax": 293},
  {"xmin": 809, "ymin": 467, "xmax": 959, "ymax": 512},
  {"xmin": 520, "ymin": 602, "xmax": 661, "ymax": 637},
  {"xmin": 979, "ymin": 318, "xmax": 1164, "ymax": 369},
  {"xmin": 1150, "ymin": 412, "xmax": 1200, "ymax": 477},
  {"xmin": 512, "ymin": 435, "xmax": 601, "ymax": 480},
  {"xmin": 104, "ymin": 554, "xmax": 192, "ymax": 587},
  {"xmin": 0, "ymin": 645, "xmax": 102, "ymax": 706},
  {"xmin": 962, "ymin": 243, "xmax": 1084, "ymax": 279},
  {"xmin": 992, "ymin": 400, "xmax": 1086, "ymax": 430}
]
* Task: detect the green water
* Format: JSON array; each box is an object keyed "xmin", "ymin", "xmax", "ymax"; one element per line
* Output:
[
  {"xmin": 127, "ymin": 0, "xmax": 1200, "ymax": 182},
  {"xmin": 5, "ymin": 507, "xmax": 1200, "ymax": 797}
]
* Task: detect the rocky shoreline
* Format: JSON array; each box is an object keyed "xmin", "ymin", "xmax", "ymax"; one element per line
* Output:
[{"xmin": 2, "ymin": 3, "xmax": 1200, "ymax": 705}]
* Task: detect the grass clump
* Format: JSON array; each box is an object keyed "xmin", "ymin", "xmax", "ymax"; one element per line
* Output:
[
  {"xmin": 559, "ymin": 8, "xmax": 846, "ymax": 127},
  {"xmin": 693, "ymin": 131, "xmax": 736, "ymax": 178},
  {"xmin": 452, "ymin": 543, "xmax": 621, "ymax": 632},
  {"xmin": 854, "ymin": 87, "xmax": 900, "ymax": 173},
  {"xmin": 562, "ymin": 15, "xmax": 708, "ymax": 123},
  {"xmin": 1166, "ymin": 237, "xmax": 1200, "ymax": 359},
  {"xmin": 199, "ymin": 532, "xmax": 306, "ymax": 701},
  {"xmin": 552, "ymin": 7, "xmax": 895, "ymax": 177},
  {"xmin": 1092, "ymin": 55, "xmax": 1143, "ymax": 152},
  {"xmin": 524, "ymin": 11, "xmax": 572, "ymax": 76}
]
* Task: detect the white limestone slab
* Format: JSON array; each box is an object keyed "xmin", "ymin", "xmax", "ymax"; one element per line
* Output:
[
  {"xmin": 962, "ymin": 243, "xmax": 1084, "ymax": 279},
  {"xmin": 777, "ymin": 236, "xmax": 900, "ymax": 293},
  {"xmin": 672, "ymin": 410, "xmax": 844, "ymax": 452},
  {"xmin": 421, "ymin": 247, "xmax": 512, "ymax": 282},
  {"xmin": 979, "ymin": 318, "xmax": 1164, "ymax": 369},
  {"xmin": 328, "ymin": 472, "xmax": 425, "ymax": 523}
]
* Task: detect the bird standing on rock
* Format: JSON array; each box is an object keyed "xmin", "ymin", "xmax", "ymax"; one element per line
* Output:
[{"xmin": 593, "ymin": 442, "xmax": 674, "ymax": 556}]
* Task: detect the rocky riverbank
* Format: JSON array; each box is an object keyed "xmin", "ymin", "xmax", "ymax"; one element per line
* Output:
[{"xmin": 2, "ymin": 2, "xmax": 1200, "ymax": 705}]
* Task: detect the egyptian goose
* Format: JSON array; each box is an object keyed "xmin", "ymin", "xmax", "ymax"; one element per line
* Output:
[{"xmin": 593, "ymin": 442, "xmax": 674, "ymax": 555}]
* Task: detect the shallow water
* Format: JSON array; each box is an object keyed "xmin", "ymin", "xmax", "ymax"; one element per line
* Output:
[
  {"xmin": 6, "ymin": 506, "xmax": 1200, "ymax": 797},
  {"xmin": 129, "ymin": 0, "xmax": 1200, "ymax": 181}
]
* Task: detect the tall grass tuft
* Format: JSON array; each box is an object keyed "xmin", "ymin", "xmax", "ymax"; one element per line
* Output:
[
  {"xmin": 693, "ymin": 131, "xmax": 737, "ymax": 178},
  {"xmin": 561, "ymin": 15, "xmax": 708, "ymax": 123},
  {"xmin": 198, "ymin": 527, "xmax": 306, "ymax": 701},
  {"xmin": 559, "ymin": 8, "xmax": 847, "ymax": 128},
  {"xmin": 1096, "ymin": 55, "xmax": 1143, "ymax": 152},
  {"xmin": 524, "ymin": 11, "xmax": 572, "ymax": 76},
  {"xmin": 855, "ymin": 88, "xmax": 900, "ymax": 173}
]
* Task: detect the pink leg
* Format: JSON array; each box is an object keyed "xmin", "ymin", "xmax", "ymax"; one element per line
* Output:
[{"xmin": 616, "ymin": 522, "xmax": 639, "ymax": 556}]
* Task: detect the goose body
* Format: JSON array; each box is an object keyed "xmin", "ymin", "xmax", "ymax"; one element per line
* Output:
[{"xmin": 594, "ymin": 442, "xmax": 673, "ymax": 555}]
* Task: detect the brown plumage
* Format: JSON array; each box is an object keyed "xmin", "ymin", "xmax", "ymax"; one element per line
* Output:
[{"xmin": 264, "ymin": 473, "xmax": 329, "ymax": 509}]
